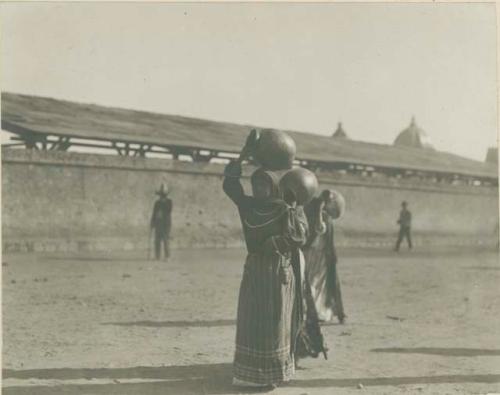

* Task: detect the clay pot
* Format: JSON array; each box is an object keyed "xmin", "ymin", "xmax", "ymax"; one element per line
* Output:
[
  {"xmin": 279, "ymin": 167, "xmax": 318, "ymax": 205},
  {"xmin": 254, "ymin": 129, "xmax": 296, "ymax": 171},
  {"xmin": 324, "ymin": 190, "xmax": 346, "ymax": 219}
]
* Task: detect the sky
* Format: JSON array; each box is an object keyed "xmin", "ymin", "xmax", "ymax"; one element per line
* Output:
[{"xmin": 1, "ymin": 2, "xmax": 498, "ymax": 161}]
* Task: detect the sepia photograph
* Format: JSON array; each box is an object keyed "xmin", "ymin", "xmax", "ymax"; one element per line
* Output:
[{"xmin": 1, "ymin": 2, "xmax": 499, "ymax": 394}]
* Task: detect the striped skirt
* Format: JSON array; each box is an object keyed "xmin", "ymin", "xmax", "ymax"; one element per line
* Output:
[{"xmin": 233, "ymin": 252, "xmax": 296, "ymax": 386}]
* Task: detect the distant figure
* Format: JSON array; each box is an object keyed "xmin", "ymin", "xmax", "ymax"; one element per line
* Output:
[
  {"xmin": 395, "ymin": 201, "xmax": 412, "ymax": 251},
  {"xmin": 150, "ymin": 184, "xmax": 172, "ymax": 260}
]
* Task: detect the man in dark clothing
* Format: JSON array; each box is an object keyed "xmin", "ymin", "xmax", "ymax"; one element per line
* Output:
[
  {"xmin": 150, "ymin": 184, "xmax": 172, "ymax": 260},
  {"xmin": 395, "ymin": 201, "xmax": 412, "ymax": 251}
]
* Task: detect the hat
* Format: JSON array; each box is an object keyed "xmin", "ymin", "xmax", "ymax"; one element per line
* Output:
[{"xmin": 156, "ymin": 183, "xmax": 169, "ymax": 197}]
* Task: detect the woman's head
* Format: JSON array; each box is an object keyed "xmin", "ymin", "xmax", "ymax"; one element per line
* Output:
[{"xmin": 251, "ymin": 168, "xmax": 281, "ymax": 199}]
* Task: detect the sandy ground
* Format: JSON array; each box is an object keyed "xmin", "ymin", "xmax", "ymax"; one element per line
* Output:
[{"xmin": 2, "ymin": 246, "xmax": 500, "ymax": 395}]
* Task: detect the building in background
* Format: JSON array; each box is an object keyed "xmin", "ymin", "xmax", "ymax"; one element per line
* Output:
[
  {"xmin": 332, "ymin": 122, "xmax": 349, "ymax": 139},
  {"xmin": 486, "ymin": 147, "xmax": 498, "ymax": 164},
  {"xmin": 394, "ymin": 117, "xmax": 434, "ymax": 150},
  {"xmin": 1, "ymin": 92, "xmax": 498, "ymax": 253}
]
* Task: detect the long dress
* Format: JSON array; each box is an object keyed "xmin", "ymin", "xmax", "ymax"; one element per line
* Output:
[
  {"xmin": 223, "ymin": 162, "xmax": 308, "ymax": 386},
  {"xmin": 303, "ymin": 198, "xmax": 345, "ymax": 323}
]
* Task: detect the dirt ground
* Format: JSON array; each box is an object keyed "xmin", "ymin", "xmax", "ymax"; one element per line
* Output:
[{"xmin": 2, "ymin": 246, "xmax": 500, "ymax": 395}]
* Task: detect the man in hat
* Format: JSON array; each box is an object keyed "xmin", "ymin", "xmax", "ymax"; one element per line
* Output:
[
  {"xmin": 150, "ymin": 183, "xmax": 172, "ymax": 260},
  {"xmin": 395, "ymin": 201, "xmax": 412, "ymax": 252}
]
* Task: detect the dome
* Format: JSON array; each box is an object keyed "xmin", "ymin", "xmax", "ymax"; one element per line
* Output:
[
  {"xmin": 332, "ymin": 122, "xmax": 348, "ymax": 139},
  {"xmin": 393, "ymin": 117, "xmax": 433, "ymax": 149}
]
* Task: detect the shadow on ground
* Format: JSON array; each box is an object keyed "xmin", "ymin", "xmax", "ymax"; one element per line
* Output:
[
  {"xmin": 4, "ymin": 363, "xmax": 500, "ymax": 395},
  {"xmin": 462, "ymin": 266, "xmax": 500, "ymax": 271},
  {"xmin": 371, "ymin": 347, "xmax": 500, "ymax": 357},
  {"xmin": 101, "ymin": 320, "xmax": 342, "ymax": 328},
  {"xmin": 102, "ymin": 320, "xmax": 236, "ymax": 328},
  {"xmin": 41, "ymin": 256, "xmax": 147, "ymax": 262}
]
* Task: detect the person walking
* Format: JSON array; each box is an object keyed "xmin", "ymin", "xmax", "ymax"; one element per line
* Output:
[
  {"xmin": 395, "ymin": 201, "xmax": 412, "ymax": 251},
  {"xmin": 150, "ymin": 183, "xmax": 172, "ymax": 260}
]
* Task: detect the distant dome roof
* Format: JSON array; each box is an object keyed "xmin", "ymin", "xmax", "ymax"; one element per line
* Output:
[
  {"xmin": 393, "ymin": 117, "xmax": 433, "ymax": 149},
  {"xmin": 332, "ymin": 122, "xmax": 348, "ymax": 139},
  {"xmin": 486, "ymin": 147, "xmax": 498, "ymax": 164}
]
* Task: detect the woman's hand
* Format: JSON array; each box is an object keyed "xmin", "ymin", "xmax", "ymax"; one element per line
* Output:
[
  {"xmin": 320, "ymin": 189, "xmax": 332, "ymax": 202},
  {"xmin": 238, "ymin": 129, "xmax": 259, "ymax": 162},
  {"xmin": 315, "ymin": 199, "xmax": 327, "ymax": 234},
  {"xmin": 224, "ymin": 160, "xmax": 242, "ymax": 177}
]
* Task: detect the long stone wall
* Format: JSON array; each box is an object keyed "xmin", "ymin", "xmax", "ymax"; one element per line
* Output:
[{"xmin": 2, "ymin": 148, "xmax": 498, "ymax": 253}]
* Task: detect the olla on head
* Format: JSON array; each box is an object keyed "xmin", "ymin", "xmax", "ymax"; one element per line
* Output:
[
  {"xmin": 279, "ymin": 167, "xmax": 318, "ymax": 206},
  {"xmin": 324, "ymin": 190, "xmax": 346, "ymax": 219},
  {"xmin": 254, "ymin": 130, "xmax": 296, "ymax": 171}
]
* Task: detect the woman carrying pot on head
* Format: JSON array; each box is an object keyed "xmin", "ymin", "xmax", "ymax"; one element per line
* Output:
[
  {"xmin": 279, "ymin": 169, "xmax": 329, "ymax": 366},
  {"xmin": 223, "ymin": 132, "xmax": 309, "ymax": 389},
  {"xmin": 303, "ymin": 189, "xmax": 347, "ymax": 324}
]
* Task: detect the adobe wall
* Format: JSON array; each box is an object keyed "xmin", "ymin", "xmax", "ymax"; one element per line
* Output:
[{"xmin": 2, "ymin": 149, "xmax": 498, "ymax": 253}]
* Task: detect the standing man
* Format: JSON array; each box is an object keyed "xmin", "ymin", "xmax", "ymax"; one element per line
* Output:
[
  {"xmin": 395, "ymin": 201, "xmax": 412, "ymax": 251},
  {"xmin": 150, "ymin": 183, "xmax": 172, "ymax": 260}
]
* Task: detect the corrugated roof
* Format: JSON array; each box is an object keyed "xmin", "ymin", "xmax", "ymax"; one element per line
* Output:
[{"xmin": 1, "ymin": 92, "xmax": 497, "ymax": 179}]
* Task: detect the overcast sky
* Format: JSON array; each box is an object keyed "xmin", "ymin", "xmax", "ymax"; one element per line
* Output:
[{"xmin": 1, "ymin": 2, "xmax": 497, "ymax": 161}]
